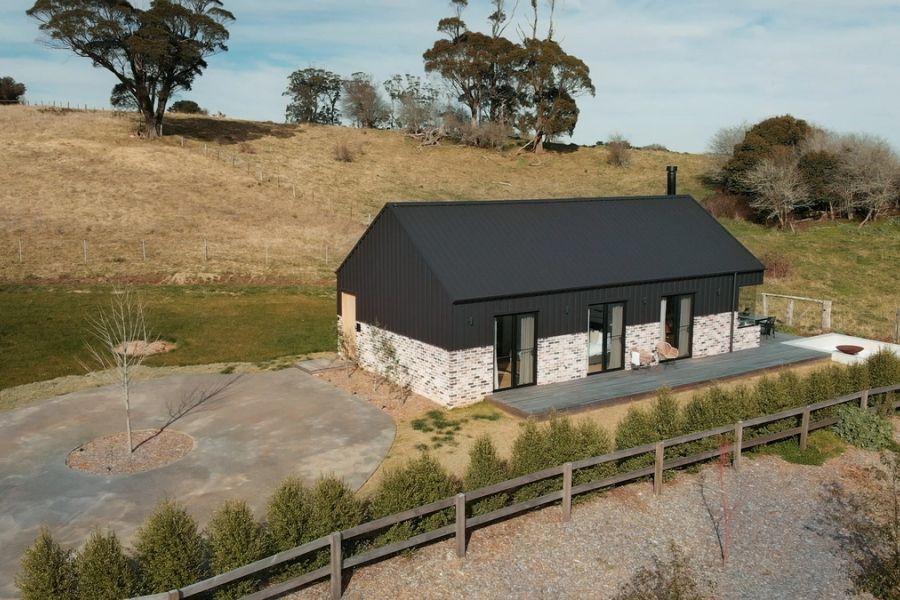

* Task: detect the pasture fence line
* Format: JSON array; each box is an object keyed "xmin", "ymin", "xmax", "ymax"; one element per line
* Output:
[
  {"xmin": 761, "ymin": 292, "xmax": 833, "ymax": 331},
  {"xmin": 132, "ymin": 383, "xmax": 900, "ymax": 600}
]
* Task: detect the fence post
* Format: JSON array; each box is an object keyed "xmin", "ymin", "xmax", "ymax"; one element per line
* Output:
[
  {"xmin": 761, "ymin": 293, "xmax": 768, "ymax": 317},
  {"xmin": 799, "ymin": 409, "xmax": 810, "ymax": 450},
  {"xmin": 141, "ymin": 240, "xmax": 147, "ymax": 261},
  {"xmin": 329, "ymin": 531, "xmax": 342, "ymax": 599},
  {"xmin": 18, "ymin": 239, "xmax": 23, "ymax": 263},
  {"xmin": 653, "ymin": 442, "xmax": 664, "ymax": 495},
  {"xmin": 204, "ymin": 239, "xmax": 208, "ymax": 262},
  {"xmin": 822, "ymin": 300, "xmax": 832, "ymax": 331},
  {"xmin": 786, "ymin": 299, "xmax": 794, "ymax": 326},
  {"xmin": 82, "ymin": 240, "xmax": 88, "ymax": 264},
  {"xmin": 860, "ymin": 390, "xmax": 869, "ymax": 411},
  {"xmin": 455, "ymin": 492, "xmax": 466, "ymax": 558},
  {"xmin": 733, "ymin": 421, "xmax": 743, "ymax": 471},
  {"xmin": 292, "ymin": 184, "xmax": 296, "ymax": 199},
  {"xmin": 562, "ymin": 462, "xmax": 573, "ymax": 521}
]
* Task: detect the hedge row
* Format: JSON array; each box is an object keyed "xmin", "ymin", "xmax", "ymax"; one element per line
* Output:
[{"xmin": 19, "ymin": 351, "xmax": 899, "ymax": 598}]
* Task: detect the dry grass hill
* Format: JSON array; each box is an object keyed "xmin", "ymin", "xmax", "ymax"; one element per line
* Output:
[{"xmin": 0, "ymin": 105, "xmax": 713, "ymax": 283}]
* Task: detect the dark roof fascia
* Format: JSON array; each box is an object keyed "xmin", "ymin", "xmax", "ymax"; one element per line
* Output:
[{"xmin": 451, "ymin": 268, "xmax": 766, "ymax": 306}]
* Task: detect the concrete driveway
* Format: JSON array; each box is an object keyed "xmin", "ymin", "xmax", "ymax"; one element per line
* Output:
[{"xmin": 0, "ymin": 369, "xmax": 394, "ymax": 598}]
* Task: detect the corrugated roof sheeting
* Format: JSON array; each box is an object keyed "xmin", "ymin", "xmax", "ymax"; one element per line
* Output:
[{"xmin": 387, "ymin": 195, "xmax": 764, "ymax": 303}]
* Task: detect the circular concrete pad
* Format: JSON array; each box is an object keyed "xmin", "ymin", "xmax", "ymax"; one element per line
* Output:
[{"xmin": 0, "ymin": 369, "xmax": 394, "ymax": 599}]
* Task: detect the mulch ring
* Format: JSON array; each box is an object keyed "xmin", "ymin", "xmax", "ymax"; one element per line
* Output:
[
  {"xmin": 113, "ymin": 340, "xmax": 177, "ymax": 357},
  {"xmin": 67, "ymin": 429, "xmax": 194, "ymax": 475}
]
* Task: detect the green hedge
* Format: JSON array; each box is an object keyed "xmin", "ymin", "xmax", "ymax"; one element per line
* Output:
[{"xmin": 18, "ymin": 352, "xmax": 899, "ymax": 599}]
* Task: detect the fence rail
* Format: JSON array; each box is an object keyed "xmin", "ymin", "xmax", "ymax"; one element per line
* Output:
[
  {"xmin": 131, "ymin": 382, "xmax": 899, "ymax": 600},
  {"xmin": 761, "ymin": 292, "xmax": 833, "ymax": 331}
]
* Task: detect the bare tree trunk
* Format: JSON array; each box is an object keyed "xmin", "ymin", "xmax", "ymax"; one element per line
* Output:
[{"xmin": 123, "ymin": 360, "xmax": 133, "ymax": 453}]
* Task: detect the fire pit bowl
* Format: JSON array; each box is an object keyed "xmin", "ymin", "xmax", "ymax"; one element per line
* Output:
[{"xmin": 836, "ymin": 344, "xmax": 865, "ymax": 356}]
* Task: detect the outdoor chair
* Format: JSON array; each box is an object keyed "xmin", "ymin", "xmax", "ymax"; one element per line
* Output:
[
  {"xmin": 656, "ymin": 341, "xmax": 680, "ymax": 362},
  {"xmin": 760, "ymin": 316, "xmax": 776, "ymax": 338}
]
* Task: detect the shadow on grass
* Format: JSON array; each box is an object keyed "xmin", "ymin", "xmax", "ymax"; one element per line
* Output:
[{"xmin": 164, "ymin": 117, "xmax": 299, "ymax": 144}]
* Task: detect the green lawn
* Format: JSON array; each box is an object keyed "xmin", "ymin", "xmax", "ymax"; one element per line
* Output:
[
  {"xmin": 0, "ymin": 285, "xmax": 336, "ymax": 390},
  {"xmin": 724, "ymin": 218, "xmax": 900, "ymax": 340}
]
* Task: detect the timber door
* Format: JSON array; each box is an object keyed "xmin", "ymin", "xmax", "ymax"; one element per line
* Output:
[{"xmin": 341, "ymin": 293, "xmax": 357, "ymax": 357}]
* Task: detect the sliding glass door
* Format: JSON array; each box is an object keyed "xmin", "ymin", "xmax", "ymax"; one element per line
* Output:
[
  {"xmin": 494, "ymin": 313, "xmax": 537, "ymax": 391},
  {"xmin": 661, "ymin": 294, "xmax": 693, "ymax": 359},
  {"xmin": 587, "ymin": 302, "xmax": 625, "ymax": 374}
]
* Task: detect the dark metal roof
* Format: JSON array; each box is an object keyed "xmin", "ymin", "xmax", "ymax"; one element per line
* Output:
[{"xmin": 378, "ymin": 195, "xmax": 764, "ymax": 304}]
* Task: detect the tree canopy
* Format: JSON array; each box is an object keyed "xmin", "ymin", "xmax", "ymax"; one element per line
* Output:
[
  {"xmin": 26, "ymin": 0, "xmax": 234, "ymax": 137},
  {"xmin": 284, "ymin": 68, "xmax": 342, "ymax": 125},
  {"xmin": 0, "ymin": 76, "xmax": 27, "ymax": 103}
]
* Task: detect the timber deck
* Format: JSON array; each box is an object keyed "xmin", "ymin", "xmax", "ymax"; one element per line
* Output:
[{"xmin": 488, "ymin": 335, "xmax": 829, "ymax": 418}]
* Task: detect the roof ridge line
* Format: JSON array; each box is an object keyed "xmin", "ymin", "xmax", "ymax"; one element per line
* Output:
[{"xmin": 386, "ymin": 195, "xmax": 692, "ymax": 207}]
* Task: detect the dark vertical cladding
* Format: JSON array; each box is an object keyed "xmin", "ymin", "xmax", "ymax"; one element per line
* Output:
[
  {"xmin": 666, "ymin": 165, "xmax": 678, "ymax": 196},
  {"xmin": 451, "ymin": 274, "xmax": 756, "ymax": 350},
  {"xmin": 336, "ymin": 207, "xmax": 453, "ymax": 348}
]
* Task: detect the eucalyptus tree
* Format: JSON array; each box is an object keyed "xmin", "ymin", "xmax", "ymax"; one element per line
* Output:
[{"xmin": 26, "ymin": 0, "xmax": 234, "ymax": 138}]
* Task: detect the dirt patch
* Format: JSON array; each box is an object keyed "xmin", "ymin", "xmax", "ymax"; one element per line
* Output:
[
  {"xmin": 66, "ymin": 429, "xmax": 194, "ymax": 475},
  {"xmin": 315, "ymin": 366, "xmax": 439, "ymax": 421},
  {"xmin": 113, "ymin": 339, "xmax": 177, "ymax": 357}
]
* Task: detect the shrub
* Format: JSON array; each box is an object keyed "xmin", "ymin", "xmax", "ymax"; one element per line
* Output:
[
  {"xmin": 169, "ymin": 100, "xmax": 206, "ymax": 114},
  {"xmin": 509, "ymin": 420, "xmax": 548, "ymax": 475},
  {"xmin": 266, "ymin": 477, "xmax": 312, "ymax": 551},
  {"xmin": 134, "ymin": 499, "xmax": 208, "ymax": 593},
  {"xmin": 75, "ymin": 529, "xmax": 136, "ymax": 600},
  {"xmin": 606, "ymin": 134, "xmax": 631, "ymax": 167},
  {"xmin": 615, "ymin": 406, "xmax": 656, "ymax": 450},
  {"xmin": 464, "ymin": 435, "xmax": 509, "ymax": 515},
  {"xmin": 613, "ymin": 544, "xmax": 713, "ymax": 600},
  {"xmin": 333, "ymin": 141, "xmax": 355, "ymax": 162},
  {"xmin": 16, "ymin": 527, "xmax": 76, "ymax": 600},
  {"xmin": 760, "ymin": 251, "xmax": 791, "ymax": 279},
  {"xmin": 867, "ymin": 348, "xmax": 900, "ymax": 388},
  {"xmin": 0, "ymin": 76, "xmax": 27, "ymax": 103},
  {"xmin": 306, "ymin": 476, "xmax": 366, "ymax": 539},
  {"xmin": 206, "ymin": 500, "xmax": 269, "ymax": 599},
  {"xmin": 834, "ymin": 405, "xmax": 893, "ymax": 451},
  {"xmin": 369, "ymin": 454, "xmax": 459, "ymax": 543},
  {"xmin": 649, "ymin": 390, "xmax": 681, "ymax": 439}
]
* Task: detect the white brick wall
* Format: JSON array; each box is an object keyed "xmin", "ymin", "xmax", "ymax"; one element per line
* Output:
[
  {"xmin": 624, "ymin": 322, "xmax": 662, "ymax": 369},
  {"xmin": 692, "ymin": 312, "xmax": 761, "ymax": 357},
  {"xmin": 734, "ymin": 320, "xmax": 762, "ymax": 351},
  {"xmin": 537, "ymin": 333, "xmax": 588, "ymax": 385},
  {"xmin": 344, "ymin": 310, "xmax": 760, "ymax": 408}
]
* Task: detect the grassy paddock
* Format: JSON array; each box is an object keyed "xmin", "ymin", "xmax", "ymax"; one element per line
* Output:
[
  {"xmin": 0, "ymin": 285, "xmax": 336, "ymax": 391},
  {"xmin": 723, "ymin": 218, "xmax": 900, "ymax": 340}
]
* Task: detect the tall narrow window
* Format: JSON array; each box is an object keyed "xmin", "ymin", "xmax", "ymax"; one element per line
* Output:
[
  {"xmin": 662, "ymin": 294, "xmax": 693, "ymax": 360},
  {"xmin": 588, "ymin": 302, "xmax": 625, "ymax": 374},
  {"xmin": 493, "ymin": 313, "xmax": 537, "ymax": 391}
]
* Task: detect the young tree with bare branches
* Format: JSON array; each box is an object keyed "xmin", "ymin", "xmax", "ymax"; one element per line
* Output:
[
  {"xmin": 741, "ymin": 156, "xmax": 810, "ymax": 229},
  {"xmin": 83, "ymin": 289, "xmax": 156, "ymax": 454}
]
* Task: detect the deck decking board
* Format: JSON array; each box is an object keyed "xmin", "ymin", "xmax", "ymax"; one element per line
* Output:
[{"xmin": 489, "ymin": 337, "xmax": 830, "ymax": 417}]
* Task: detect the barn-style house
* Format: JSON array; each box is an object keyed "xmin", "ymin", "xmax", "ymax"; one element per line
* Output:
[{"xmin": 336, "ymin": 193, "xmax": 765, "ymax": 408}]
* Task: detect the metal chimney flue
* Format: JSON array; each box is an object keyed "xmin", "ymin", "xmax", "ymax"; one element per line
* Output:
[{"xmin": 666, "ymin": 165, "xmax": 678, "ymax": 196}]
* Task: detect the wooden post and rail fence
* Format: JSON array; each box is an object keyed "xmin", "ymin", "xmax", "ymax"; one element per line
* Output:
[
  {"xmin": 134, "ymin": 383, "xmax": 899, "ymax": 600},
  {"xmin": 760, "ymin": 292, "xmax": 833, "ymax": 331}
]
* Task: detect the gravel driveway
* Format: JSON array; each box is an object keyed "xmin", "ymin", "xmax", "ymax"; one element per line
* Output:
[
  {"xmin": 292, "ymin": 449, "xmax": 884, "ymax": 599},
  {"xmin": 0, "ymin": 369, "xmax": 395, "ymax": 599}
]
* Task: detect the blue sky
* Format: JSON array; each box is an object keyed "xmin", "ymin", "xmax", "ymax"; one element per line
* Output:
[{"xmin": 2, "ymin": 0, "xmax": 899, "ymax": 152}]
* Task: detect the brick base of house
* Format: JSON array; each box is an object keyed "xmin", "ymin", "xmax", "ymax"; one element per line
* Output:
[{"xmin": 343, "ymin": 312, "xmax": 761, "ymax": 409}]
